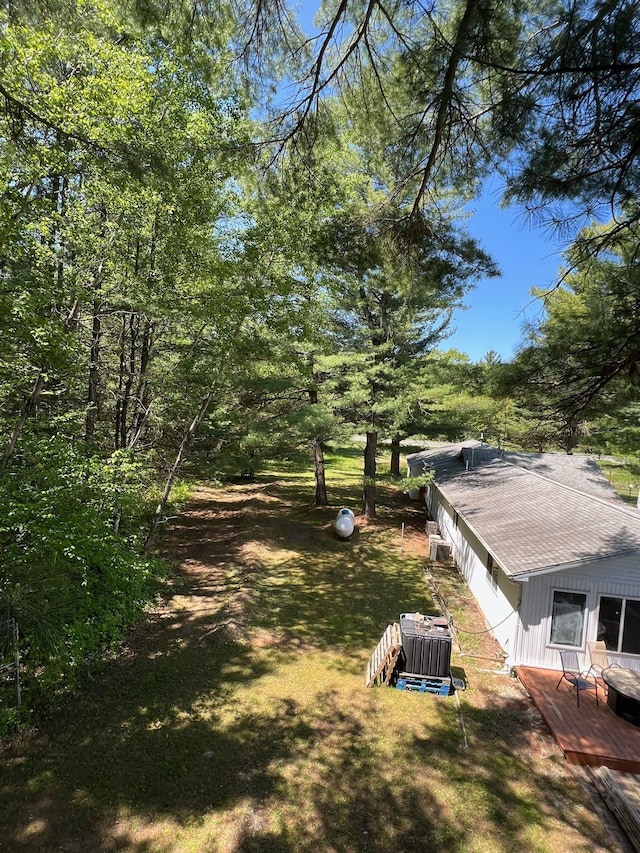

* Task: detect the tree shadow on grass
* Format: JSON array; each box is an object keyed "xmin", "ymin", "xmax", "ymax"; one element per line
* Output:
[
  {"xmin": 161, "ymin": 481, "xmax": 434, "ymax": 657},
  {"xmin": 0, "ymin": 609, "xmax": 313, "ymax": 851},
  {"xmin": 220, "ymin": 688, "xmax": 460, "ymax": 853},
  {"xmin": 242, "ymin": 499, "xmax": 434, "ymax": 655},
  {"xmin": 233, "ymin": 688, "xmax": 611, "ymax": 853},
  {"xmin": 0, "ymin": 476, "xmax": 613, "ymax": 853},
  {"xmin": 246, "ymin": 542, "xmax": 433, "ymax": 654}
]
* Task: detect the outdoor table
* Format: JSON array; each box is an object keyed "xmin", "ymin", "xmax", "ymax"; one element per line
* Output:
[{"xmin": 602, "ymin": 666, "xmax": 640, "ymax": 726}]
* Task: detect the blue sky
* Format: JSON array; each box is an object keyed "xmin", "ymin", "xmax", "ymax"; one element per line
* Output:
[
  {"xmin": 451, "ymin": 177, "xmax": 565, "ymax": 362},
  {"xmin": 293, "ymin": 2, "xmax": 567, "ymax": 364}
]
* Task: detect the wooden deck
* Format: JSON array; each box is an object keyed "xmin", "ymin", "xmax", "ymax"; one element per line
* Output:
[{"xmin": 516, "ymin": 666, "xmax": 640, "ymax": 773}]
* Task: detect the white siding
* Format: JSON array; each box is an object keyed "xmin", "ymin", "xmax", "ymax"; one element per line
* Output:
[
  {"xmin": 428, "ymin": 485, "xmax": 520, "ymax": 662},
  {"xmin": 516, "ymin": 555, "xmax": 640, "ymax": 672}
]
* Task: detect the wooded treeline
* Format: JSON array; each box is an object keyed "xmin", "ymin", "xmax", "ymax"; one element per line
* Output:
[{"xmin": 1, "ymin": 0, "xmax": 639, "ymax": 722}]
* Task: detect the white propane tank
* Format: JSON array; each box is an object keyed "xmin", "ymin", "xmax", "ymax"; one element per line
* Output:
[{"xmin": 335, "ymin": 507, "xmax": 355, "ymax": 538}]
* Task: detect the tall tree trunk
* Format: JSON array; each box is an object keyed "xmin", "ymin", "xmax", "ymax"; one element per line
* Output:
[
  {"xmin": 114, "ymin": 314, "xmax": 127, "ymax": 449},
  {"xmin": 309, "ymin": 385, "xmax": 328, "ymax": 506},
  {"xmin": 128, "ymin": 318, "xmax": 154, "ymax": 449},
  {"xmin": 85, "ymin": 295, "xmax": 102, "ymax": 442},
  {"xmin": 144, "ymin": 385, "xmax": 215, "ymax": 554},
  {"xmin": 121, "ymin": 313, "xmax": 138, "ymax": 446},
  {"xmin": 144, "ymin": 323, "xmax": 239, "ymax": 553},
  {"xmin": 0, "ymin": 299, "xmax": 80, "ymax": 475},
  {"xmin": 0, "ymin": 370, "xmax": 46, "ymax": 476},
  {"xmin": 390, "ymin": 435, "xmax": 402, "ymax": 477},
  {"xmin": 84, "ymin": 205, "xmax": 107, "ymax": 444},
  {"xmin": 126, "ymin": 224, "xmax": 157, "ymax": 449},
  {"xmin": 362, "ymin": 430, "xmax": 377, "ymax": 517},
  {"xmin": 313, "ymin": 438, "xmax": 328, "ymax": 506}
]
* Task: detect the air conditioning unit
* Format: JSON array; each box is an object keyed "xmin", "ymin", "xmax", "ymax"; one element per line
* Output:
[
  {"xmin": 426, "ymin": 521, "xmax": 439, "ymax": 537},
  {"xmin": 430, "ymin": 537, "xmax": 451, "ymax": 562},
  {"xmin": 399, "ymin": 613, "xmax": 452, "ymax": 678},
  {"xmin": 437, "ymin": 541, "xmax": 452, "ymax": 562},
  {"xmin": 429, "ymin": 536, "xmax": 443, "ymax": 560}
]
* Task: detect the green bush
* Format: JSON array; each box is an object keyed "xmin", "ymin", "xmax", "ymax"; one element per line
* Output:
[{"xmin": 0, "ymin": 437, "xmax": 162, "ymax": 721}]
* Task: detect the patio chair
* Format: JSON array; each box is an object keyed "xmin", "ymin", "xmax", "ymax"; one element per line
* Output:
[
  {"xmin": 588, "ymin": 640, "xmax": 624, "ymax": 673},
  {"xmin": 587, "ymin": 640, "xmax": 622, "ymax": 696},
  {"xmin": 555, "ymin": 650, "xmax": 599, "ymax": 707}
]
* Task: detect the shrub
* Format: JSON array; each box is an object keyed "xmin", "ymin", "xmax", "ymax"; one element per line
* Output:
[{"xmin": 0, "ymin": 437, "xmax": 162, "ymax": 722}]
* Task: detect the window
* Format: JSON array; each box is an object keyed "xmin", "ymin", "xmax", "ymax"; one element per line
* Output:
[
  {"xmin": 550, "ymin": 591, "xmax": 587, "ymax": 647},
  {"xmin": 453, "ymin": 510, "xmax": 459, "ymax": 528},
  {"xmin": 598, "ymin": 596, "xmax": 640, "ymax": 656},
  {"xmin": 486, "ymin": 555, "xmax": 499, "ymax": 591}
]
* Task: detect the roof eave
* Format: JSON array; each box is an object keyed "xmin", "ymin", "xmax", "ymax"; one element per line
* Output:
[{"xmin": 509, "ymin": 548, "xmax": 640, "ymax": 582}]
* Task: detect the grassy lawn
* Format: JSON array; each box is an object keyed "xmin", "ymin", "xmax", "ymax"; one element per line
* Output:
[
  {"xmin": 596, "ymin": 457, "xmax": 640, "ymax": 506},
  {"xmin": 0, "ymin": 446, "xmax": 615, "ymax": 852}
]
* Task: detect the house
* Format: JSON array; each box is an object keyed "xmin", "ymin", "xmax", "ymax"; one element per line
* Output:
[{"xmin": 406, "ymin": 441, "xmax": 640, "ymax": 674}]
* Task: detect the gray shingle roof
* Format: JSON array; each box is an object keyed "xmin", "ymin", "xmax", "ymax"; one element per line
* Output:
[
  {"xmin": 407, "ymin": 442, "xmax": 640, "ymax": 578},
  {"xmin": 502, "ymin": 450, "xmax": 623, "ymax": 502}
]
